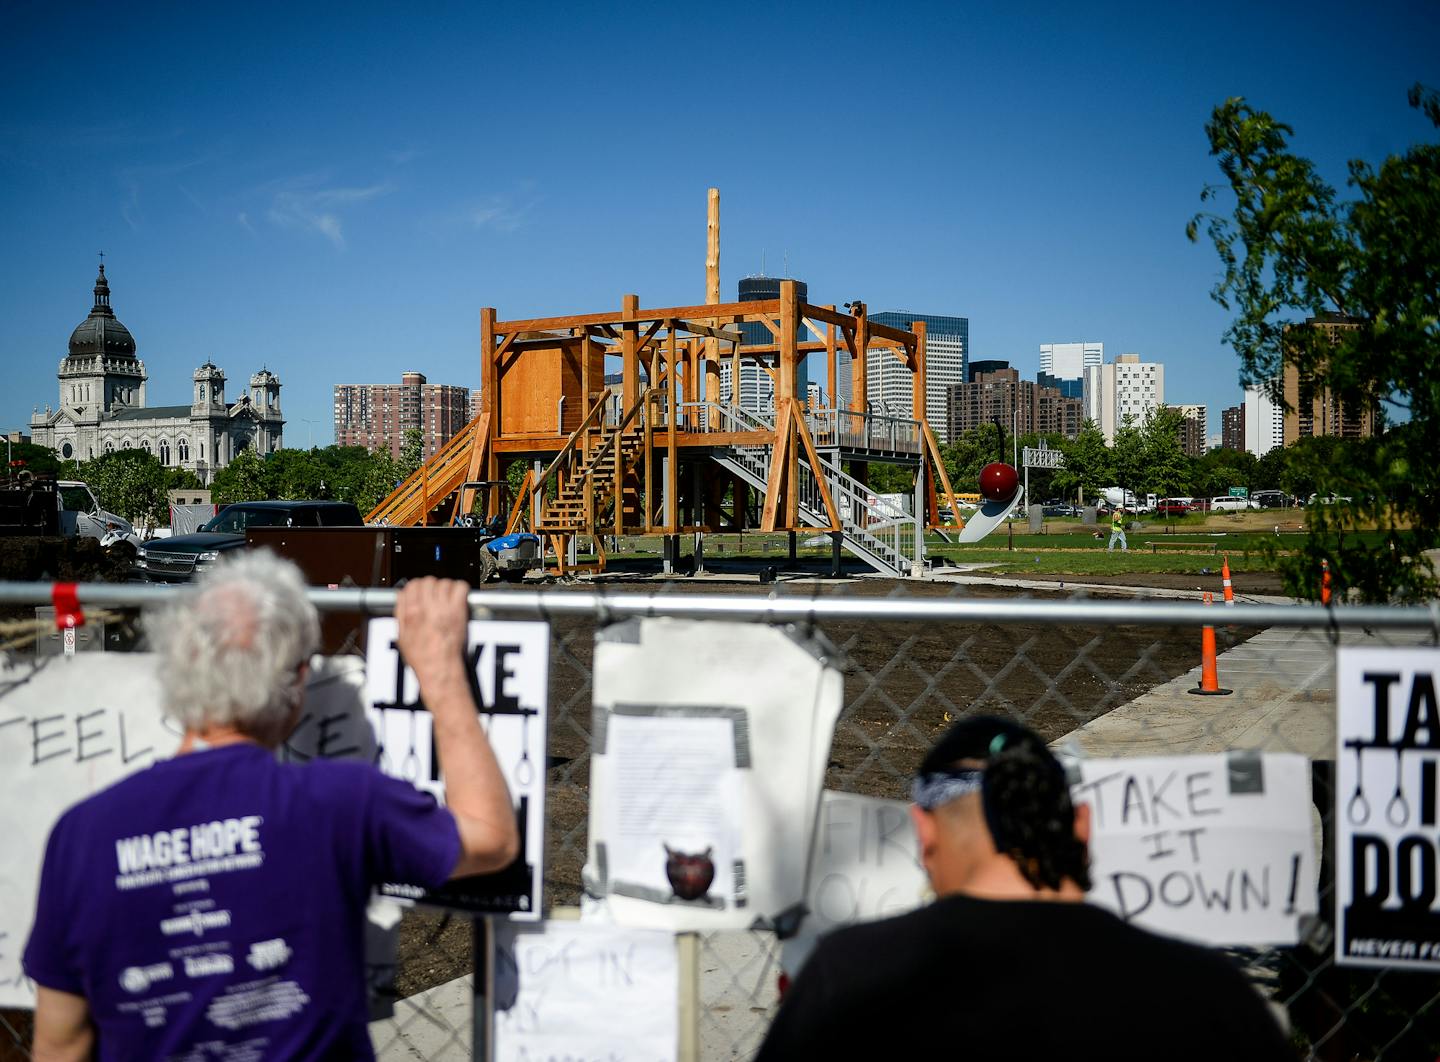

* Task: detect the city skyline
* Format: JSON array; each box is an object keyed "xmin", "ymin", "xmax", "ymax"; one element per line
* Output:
[{"xmin": 2, "ymin": 2, "xmax": 1434, "ymax": 449}]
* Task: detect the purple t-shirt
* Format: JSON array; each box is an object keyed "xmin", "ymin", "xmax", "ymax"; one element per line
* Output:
[{"xmin": 24, "ymin": 742, "xmax": 460, "ymax": 1060}]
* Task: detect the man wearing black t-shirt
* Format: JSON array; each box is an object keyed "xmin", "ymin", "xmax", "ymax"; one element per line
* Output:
[{"xmin": 757, "ymin": 716, "xmax": 1292, "ymax": 1060}]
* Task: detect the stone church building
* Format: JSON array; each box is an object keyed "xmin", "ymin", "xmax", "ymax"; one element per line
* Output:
[{"xmin": 30, "ymin": 265, "xmax": 284, "ymax": 483}]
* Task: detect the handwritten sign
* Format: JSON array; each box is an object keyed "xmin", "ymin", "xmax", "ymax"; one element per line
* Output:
[
  {"xmin": 1073, "ymin": 752, "xmax": 1317, "ymax": 945},
  {"xmin": 782, "ymin": 791, "xmax": 927, "ymax": 975},
  {"xmin": 1336, "ymin": 646, "xmax": 1440, "ymax": 970},
  {"xmin": 494, "ymin": 920, "xmax": 677, "ymax": 1062},
  {"xmin": 364, "ymin": 618, "xmax": 548, "ymax": 919}
]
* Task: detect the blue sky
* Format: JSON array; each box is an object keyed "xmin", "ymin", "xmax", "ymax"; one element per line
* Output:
[{"xmin": 2, "ymin": 0, "xmax": 1436, "ymax": 447}]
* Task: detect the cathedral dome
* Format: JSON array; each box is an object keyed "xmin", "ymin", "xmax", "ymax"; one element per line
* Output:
[{"xmin": 67, "ymin": 265, "xmax": 137, "ymax": 358}]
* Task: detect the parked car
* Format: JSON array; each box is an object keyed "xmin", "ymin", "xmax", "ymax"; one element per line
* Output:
[
  {"xmin": 1251, "ymin": 490, "xmax": 1288, "ymax": 509},
  {"xmin": 1208, "ymin": 495, "xmax": 1256, "ymax": 513},
  {"xmin": 1155, "ymin": 498, "xmax": 1192, "ymax": 518},
  {"xmin": 135, "ymin": 500, "xmax": 363, "ymax": 582},
  {"xmin": 1042, "ymin": 503, "xmax": 1077, "ymax": 517}
]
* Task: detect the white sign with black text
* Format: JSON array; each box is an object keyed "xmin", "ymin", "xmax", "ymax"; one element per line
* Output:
[
  {"xmin": 1073, "ymin": 752, "xmax": 1317, "ymax": 945},
  {"xmin": 494, "ymin": 919, "xmax": 678, "ymax": 1062},
  {"xmin": 1336, "ymin": 646, "xmax": 1440, "ymax": 970},
  {"xmin": 364, "ymin": 618, "xmax": 548, "ymax": 919}
]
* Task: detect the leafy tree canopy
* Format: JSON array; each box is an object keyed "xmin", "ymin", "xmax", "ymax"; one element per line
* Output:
[{"xmin": 1189, "ymin": 85, "xmax": 1440, "ymax": 600}]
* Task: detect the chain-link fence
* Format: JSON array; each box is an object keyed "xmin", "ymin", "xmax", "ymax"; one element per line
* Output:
[{"xmin": 3, "ymin": 579, "xmax": 1439, "ymax": 1060}]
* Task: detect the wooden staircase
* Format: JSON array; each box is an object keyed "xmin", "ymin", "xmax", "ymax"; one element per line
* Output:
[{"xmin": 536, "ymin": 421, "xmax": 645, "ymax": 533}]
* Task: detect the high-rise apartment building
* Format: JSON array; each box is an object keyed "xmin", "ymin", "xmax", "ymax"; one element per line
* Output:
[
  {"xmin": 1039, "ymin": 342, "xmax": 1102, "ymax": 398},
  {"xmin": 968, "ymin": 359, "xmax": 1009, "ymax": 382},
  {"xmin": 334, "ymin": 371, "xmax": 472, "ymax": 460},
  {"xmin": 948, "ymin": 367, "xmax": 1082, "ymax": 440},
  {"xmin": 1083, "ymin": 354, "xmax": 1164, "ymax": 444},
  {"xmin": 724, "ymin": 276, "xmax": 808, "ymax": 413},
  {"xmin": 867, "ymin": 312, "xmax": 968, "ymax": 442},
  {"xmin": 1244, "ymin": 382, "xmax": 1285, "ymax": 458},
  {"xmin": 1282, "ymin": 315, "xmax": 1377, "ymax": 445},
  {"xmin": 1221, "ymin": 404, "xmax": 1245, "ymax": 451},
  {"xmin": 1169, "ymin": 404, "xmax": 1208, "ymax": 457}
]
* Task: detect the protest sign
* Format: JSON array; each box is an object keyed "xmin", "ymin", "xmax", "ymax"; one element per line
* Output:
[
  {"xmin": 494, "ymin": 919, "xmax": 678, "ymax": 1062},
  {"xmin": 1336, "ymin": 646, "xmax": 1440, "ymax": 970},
  {"xmin": 586, "ymin": 618, "xmax": 842, "ymax": 932},
  {"xmin": 1073, "ymin": 752, "xmax": 1316, "ymax": 945},
  {"xmin": 781, "ymin": 791, "xmax": 927, "ymax": 975},
  {"xmin": 364, "ymin": 618, "xmax": 548, "ymax": 919}
]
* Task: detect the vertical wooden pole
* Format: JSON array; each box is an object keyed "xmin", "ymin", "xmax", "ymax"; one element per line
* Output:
[
  {"xmin": 779, "ymin": 281, "xmax": 799, "ymax": 528},
  {"xmin": 480, "ymin": 307, "xmax": 500, "ymax": 517},
  {"xmin": 911, "ymin": 320, "xmax": 928, "ymax": 434},
  {"xmin": 667, "ymin": 321, "xmax": 679, "ymax": 533},
  {"xmin": 852, "ymin": 302, "xmax": 868, "ymax": 415},
  {"xmin": 621, "ymin": 294, "xmax": 639, "ymax": 412},
  {"xmin": 825, "ymin": 306, "xmax": 837, "ymax": 410}
]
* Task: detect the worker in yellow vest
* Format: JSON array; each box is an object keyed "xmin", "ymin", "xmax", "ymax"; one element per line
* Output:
[{"xmin": 1107, "ymin": 507, "xmax": 1128, "ymax": 552}]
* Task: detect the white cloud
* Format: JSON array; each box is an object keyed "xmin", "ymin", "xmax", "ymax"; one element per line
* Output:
[{"xmin": 264, "ymin": 178, "xmax": 392, "ymax": 249}]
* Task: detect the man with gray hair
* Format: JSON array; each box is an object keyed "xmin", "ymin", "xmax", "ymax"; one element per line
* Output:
[{"xmin": 24, "ymin": 552, "xmax": 518, "ymax": 1060}]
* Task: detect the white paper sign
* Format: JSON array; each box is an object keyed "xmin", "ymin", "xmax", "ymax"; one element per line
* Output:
[
  {"xmin": 1336, "ymin": 646, "xmax": 1440, "ymax": 969},
  {"xmin": 1073, "ymin": 752, "xmax": 1317, "ymax": 945},
  {"xmin": 586, "ymin": 618, "xmax": 843, "ymax": 931},
  {"xmin": 782, "ymin": 791, "xmax": 927, "ymax": 975},
  {"xmin": 364, "ymin": 618, "xmax": 548, "ymax": 919},
  {"xmin": 494, "ymin": 920, "xmax": 678, "ymax": 1062},
  {"xmin": 0, "ymin": 655, "xmax": 174, "ymax": 1007}
]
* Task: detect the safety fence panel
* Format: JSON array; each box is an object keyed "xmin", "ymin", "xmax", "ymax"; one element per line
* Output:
[{"xmin": 1, "ymin": 582, "xmax": 1438, "ymax": 1060}]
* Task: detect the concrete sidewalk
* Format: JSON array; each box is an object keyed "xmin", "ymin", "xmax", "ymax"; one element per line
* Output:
[{"xmin": 1060, "ymin": 623, "xmax": 1434, "ymax": 758}]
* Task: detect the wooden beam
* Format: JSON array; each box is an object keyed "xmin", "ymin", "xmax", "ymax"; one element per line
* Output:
[
  {"xmin": 480, "ymin": 307, "xmax": 497, "ymax": 417},
  {"xmin": 666, "ymin": 323, "xmax": 679, "ymax": 532},
  {"xmin": 825, "ymin": 306, "xmax": 837, "ymax": 412},
  {"xmin": 851, "ymin": 302, "xmax": 868, "ymax": 414},
  {"xmin": 496, "ymin": 298, "xmax": 781, "ymax": 334},
  {"xmin": 912, "ymin": 319, "xmax": 928, "ymax": 433},
  {"xmin": 794, "ymin": 409, "xmax": 840, "ymax": 532},
  {"xmin": 922, "ymin": 420, "xmax": 963, "ymax": 528},
  {"xmin": 759, "ymin": 402, "xmax": 792, "ymax": 532},
  {"xmin": 673, "ymin": 320, "xmax": 744, "ymax": 344},
  {"xmin": 866, "ymin": 319, "xmax": 917, "ymax": 346},
  {"xmin": 621, "ymin": 294, "xmax": 639, "ymax": 410}
]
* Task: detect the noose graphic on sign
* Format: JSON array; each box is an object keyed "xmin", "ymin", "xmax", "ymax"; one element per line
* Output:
[
  {"xmin": 1386, "ymin": 746, "xmax": 1409, "ymax": 827},
  {"xmin": 1347, "ymin": 745, "xmax": 1371, "ymax": 826}
]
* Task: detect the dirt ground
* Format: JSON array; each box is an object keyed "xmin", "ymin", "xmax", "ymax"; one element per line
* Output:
[{"xmin": 395, "ymin": 573, "xmax": 1258, "ymax": 996}]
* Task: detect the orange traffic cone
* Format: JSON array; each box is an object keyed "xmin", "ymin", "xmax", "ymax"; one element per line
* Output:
[
  {"xmin": 1321, "ymin": 558, "xmax": 1333, "ymax": 606},
  {"xmin": 1189, "ymin": 592, "xmax": 1233, "ymax": 696},
  {"xmin": 1221, "ymin": 554, "xmax": 1234, "ymax": 606}
]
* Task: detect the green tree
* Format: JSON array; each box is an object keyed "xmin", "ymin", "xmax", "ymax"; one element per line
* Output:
[
  {"xmin": 1053, "ymin": 422, "xmax": 1111, "ymax": 503},
  {"xmin": 1137, "ymin": 408, "xmax": 1192, "ymax": 497},
  {"xmin": 6, "ymin": 441, "xmax": 63, "ymax": 476},
  {"xmin": 164, "ymin": 467, "xmax": 204, "ymax": 493},
  {"xmin": 1194, "ymin": 446, "xmax": 1258, "ymax": 498},
  {"xmin": 1189, "ymin": 86, "xmax": 1440, "ymax": 600},
  {"xmin": 396, "ymin": 428, "xmax": 424, "ymax": 480},
  {"xmin": 265, "ymin": 448, "xmax": 328, "ymax": 500},
  {"xmin": 78, "ymin": 449, "xmax": 169, "ymax": 528},
  {"xmin": 1109, "ymin": 417, "xmax": 1145, "ymax": 505},
  {"xmin": 211, "ymin": 447, "xmax": 271, "ymax": 505}
]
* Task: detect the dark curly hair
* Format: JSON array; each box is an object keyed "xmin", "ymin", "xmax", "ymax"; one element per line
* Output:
[
  {"xmin": 981, "ymin": 740, "xmax": 1091, "ymax": 892},
  {"xmin": 919, "ymin": 715, "xmax": 1091, "ymax": 892}
]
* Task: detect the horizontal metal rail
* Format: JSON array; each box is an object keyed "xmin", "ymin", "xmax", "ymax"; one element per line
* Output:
[{"xmin": 1, "ymin": 581, "xmax": 1437, "ymax": 631}]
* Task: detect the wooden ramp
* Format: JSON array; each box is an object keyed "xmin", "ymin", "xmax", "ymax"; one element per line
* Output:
[{"xmin": 365, "ymin": 412, "xmax": 492, "ymax": 526}]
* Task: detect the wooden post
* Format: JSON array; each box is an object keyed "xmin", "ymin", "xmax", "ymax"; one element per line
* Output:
[
  {"xmin": 779, "ymin": 281, "xmax": 800, "ymax": 528},
  {"xmin": 911, "ymin": 319, "xmax": 928, "ymax": 435},
  {"xmin": 621, "ymin": 294, "xmax": 639, "ymax": 411},
  {"xmin": 479, "ymin": 307, "xmax": 501, "ymax": 516},
  {"xmin": 825, "ymin": 306, "xmax": 837, "ymax": 410},
  {"xmin": 667, "ymin": 322, "xmax": 679, "ymax": 532},
  {"xmin": 851, "ymin": 301, "xmax": 868, "ymax": 415}
]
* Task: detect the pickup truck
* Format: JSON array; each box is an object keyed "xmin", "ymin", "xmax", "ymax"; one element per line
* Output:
[
  {"xmin": 135, "ymin": 500, "xmax": 363, "ymax": 582},
  {"xmin": 0, "ymin": 472, "xmax": 138, "ymax": 545}
]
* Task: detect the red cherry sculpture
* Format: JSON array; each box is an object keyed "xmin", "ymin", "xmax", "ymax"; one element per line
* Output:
[{"xmin": 979, "ymin": 461, "xmax": 1020, "ymax": 502}]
